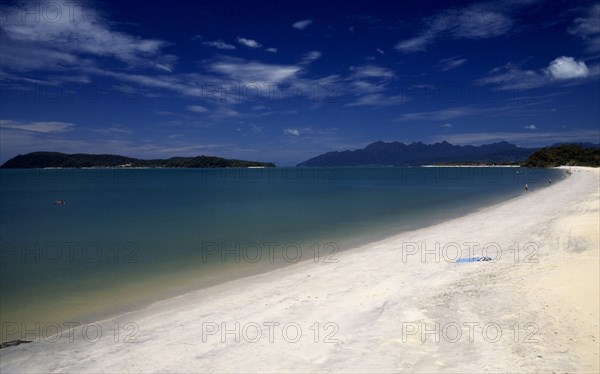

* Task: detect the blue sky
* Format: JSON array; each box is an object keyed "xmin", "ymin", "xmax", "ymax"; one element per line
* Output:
[{"xmin": 1, "ymin": 0, "xmax": 599, "ymax": 164}]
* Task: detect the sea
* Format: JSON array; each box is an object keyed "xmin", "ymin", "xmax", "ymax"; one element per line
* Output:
[{"xmin": 0, "ymin": 166, "xmax": 564, "ymax": 341}]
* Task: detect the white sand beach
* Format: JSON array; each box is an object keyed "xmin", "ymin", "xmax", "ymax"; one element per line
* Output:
[{"xmin": 1, "ymin": 167, "xmax": 598, "ymax": 373}]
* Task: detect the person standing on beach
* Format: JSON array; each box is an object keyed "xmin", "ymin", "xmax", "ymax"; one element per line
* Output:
[{"xmin": 525, "ymin": 184, "xmax": 529, "ymax": 192}]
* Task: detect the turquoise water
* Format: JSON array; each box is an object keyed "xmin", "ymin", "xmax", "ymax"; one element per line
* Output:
[{"xmin": 0, "ymin": 167, "xmax": 562, "ymax": 340}]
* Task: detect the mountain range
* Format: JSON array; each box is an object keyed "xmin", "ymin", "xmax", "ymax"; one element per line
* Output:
[{"xmin": 298, "ymin": 141, "xmax": 600, "ymax": 166}]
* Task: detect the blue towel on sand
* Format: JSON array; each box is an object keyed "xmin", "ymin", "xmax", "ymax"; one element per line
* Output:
[{"xmin": 456, "ymin": 257, "xmax": 492, "ymax": 263}]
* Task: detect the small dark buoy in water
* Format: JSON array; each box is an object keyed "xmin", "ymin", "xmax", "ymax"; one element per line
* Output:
[{"xmin": 54, "ymin": 200, "xmax": 65, "ymax": 205}]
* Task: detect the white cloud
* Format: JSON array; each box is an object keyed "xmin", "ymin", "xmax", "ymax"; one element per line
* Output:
[
  {"xmin": 545, "ymin": 56, "xmax": 589, "ymax": 80},
  {"xmin": 376, "ymin": 48, "xmax": 385, "ymax": 55},
  {"xmin": 284, "ymin": 128, "xmax": 300, "ymax": 136},
  {"xmin": 292, "ymin": 19, "xmax": 313, "ymax": 30},
  {"xmin": 202, "ymin": 40, "xmax": 236, "ymax": 50},
  {"xmin": 395, "ymin": 2, "xmax": 513, "ymax": 53},
  {"xmin": 0, "ymin": 120, "xmax": 75, "ymax": 133},
  {"xmin": 187, "ymin": 105, "xmax": 208, "ymax": 113},
  {"xmin": 237, "ymin": 37, "xmax": 262, "ymax": 48},
  {"xmin": 524, "ymin": 124, "xmax": 537, "ymax": 130},
  {"xmin": 441, "ymin": 123, "xmax": 453, "ymax": 128},
  {"xmin": 266, "ymin": 48, "xmax": 278, "ymax": 53}
]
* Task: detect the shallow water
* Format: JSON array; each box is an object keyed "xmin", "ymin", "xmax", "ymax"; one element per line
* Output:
[{"xmin": 0, "ymin": 167, "xmax": 563, "ymax": 341}]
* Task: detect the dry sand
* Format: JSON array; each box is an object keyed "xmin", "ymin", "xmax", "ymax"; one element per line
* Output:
[{"xmin": 1, "ymin": 167, "xmax": 598, "ymax": 373}]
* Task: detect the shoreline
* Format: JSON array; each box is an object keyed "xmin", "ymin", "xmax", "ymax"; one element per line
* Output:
[
  {"xmin": 1, "ymin": 166, "xmax": 559, "ymax": 343},
  {"xmin": 1, "ymin": 167, "xmax": 597, "ymax": 373}
]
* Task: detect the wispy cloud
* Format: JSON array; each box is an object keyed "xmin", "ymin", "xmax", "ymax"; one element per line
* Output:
[
  {"xmin": 292, "ymin": 19, "xmax": 313, "ymax": 30},
  {"xmin": 396, "ymin": 106, "xmax": 481, "ymax": 121},
  {"xmin": 0, "ymin": 40, "xmax": 81, "ymax": 72},
  {"xmin": 0, "ymin": 119, "xmax": 75, "ymax": 133},
  {"xmin": 395, "ymin": 94, "xmax": 570, "ymax": 122},
  {"xmin": 441, "ymin": 123, "xmax": 453, "ymax": 128},
  {"xmin": 396, "ymin": 34, "xmax": 435, "ymax": 53},
  {"xmin": 524, "ymin": 124, "xmax": 537, "ymax": 130},
  {"xmin": 395, "ymin": 2, "xmax": 515, "ymax": 53},
  {"xmin": 0, "ymin": 1, "xmax": 175, "ymax": 72},
  {"xmin": 90, "ymin": 125, "xmax": 134, "ymax": 135},
  {"xmin": 208, "ymin": 57, "xmax": 301, "ymax": 85},
  {"xmin": 344, "ymin": 65, "xmax": 400, "ymax": 107},
  {"xmin": 346, "ymin": 93, "xmax": 407, "ymax": 107},
  {"xmin": 479, "ymin": 56, "xmax": 593, "ymax": 90},
  {"xmin": 283, "ymin": 128, "xmax": 300, "ymax": 136},
  {"xmin": 88, "ymin": 68, "xmax": 206, "ymax": 97},
  {"xmin": 187, "ymin": 105, "xmax": 208, "ymax": 113},
  {"xmin": 80, "ymin": 51, "xmax": 331, "ymax": 109},
  {"xmin": 301, "ymin": 51, "xmax": 322, "ymax": 64},
  {"xmin": 202, "ymin": 40, "xmax": 236, "ymax": 50},
  {"xmin": 266, "ymin": 48, "xmax": 278, "ymax": 53},
  {"xmin": 438, "ymin": 56, "xmax": 467, "ymax": 71},
  {"xmin": 237, "ymin": 37, "xmax": 262, "ymax": 48},
  {"xmin": 568, "ymin": 3, "xmax": 600, "ymax": 53},
  {"xmin": 434, "ymin": 129, "xmax": 600, "ymax": 146},
  {"xmin": 349, "ymin": 65, "xmax": 394, "ymax": 79}
]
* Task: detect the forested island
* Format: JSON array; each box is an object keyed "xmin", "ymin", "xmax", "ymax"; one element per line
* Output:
[
  {"xmin": 522, "ymin": 144, "xmax": 600, "ymax": 167},
  {"xmin": 0, "ymin": 152, "xmax": 275, "ymax": 169}
]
